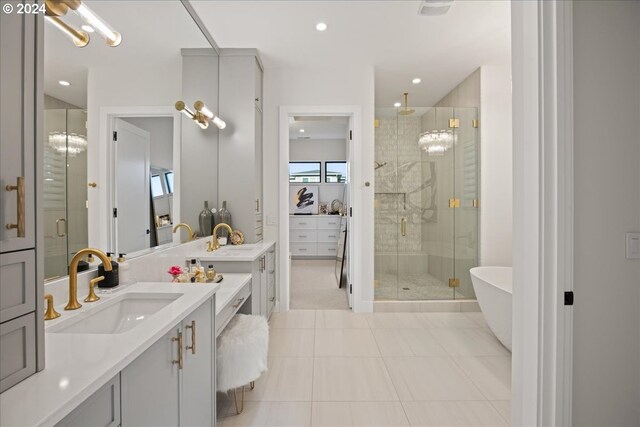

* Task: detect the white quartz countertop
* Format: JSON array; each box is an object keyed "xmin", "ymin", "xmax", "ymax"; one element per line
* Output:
[
  {"xmin": 186, "ymin": 240, "xmax": 276, "ymax": 262},
  {"xmin": 0, "ymin": 276, "xmax": 244, "ymax": 427}
]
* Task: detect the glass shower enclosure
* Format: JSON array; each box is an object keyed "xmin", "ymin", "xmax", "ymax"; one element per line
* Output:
[{"xmin": 374, "ymin": 106, "xmax": 479, "ymax": 300}]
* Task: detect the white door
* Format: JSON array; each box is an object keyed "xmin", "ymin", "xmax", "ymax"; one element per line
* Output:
[{"xmin": 114, "ymin": 118, "xmax": 150, "ymax": 254}]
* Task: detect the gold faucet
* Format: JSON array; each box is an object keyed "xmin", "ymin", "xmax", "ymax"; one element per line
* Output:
[
  {"xmin": 208, "ymin": 223, "xmax": 233, "ymax": 252},
  {"xmin": 173, "ymin": 223, "xmax": 196, "ymax": 242},
  {"xmin": 44, "ymin": 294, "xmax": 61, "ymax": 321},
  {"xmin": 66, "ymin": 248, "xmax": 112, "ymax": 311},
  {"xmin": 84, "ymin": 276, "xmax": 105, "ymax": 303}
]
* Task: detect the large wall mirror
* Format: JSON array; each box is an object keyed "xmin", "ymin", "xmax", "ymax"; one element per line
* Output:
[{"xmin": 43, "ymin": 0, "xmax": 213, "ymax": 280}]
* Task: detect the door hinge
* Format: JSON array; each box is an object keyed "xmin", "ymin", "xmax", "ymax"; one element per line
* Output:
[
  {"xmin": 113, "ymin": 208, "xmax": 117, "ymax": 218},
  {"xmin": 448, "ymin": 198, "xmax": 460, "ymax": 208},
  {"xmin": 472, "ymin": 199, "xmax": 479, "ymax": 208},
  {"xmin": 564, "ymin": 291, "xmax": 574, "ymax": 306},
  {"xmin": 349, "ymin": 207, "xmax": 352, "ymax": 217},
  {"xmin": 113, "ymin": 131, "xmax": 117, "ymax": 141},
  {"xmin": 472, "ymin": 119, "xmax": 479, "ymax": 128},
  {"xmin": 448, "ymin": 118, "xmax": 460, "ymax": 129},
  {"xmin": 448, "ymin": 278, "xmax": 460, "ymax": 288},
  {"xmin": 349, "ymin": 284, "xmax": 352, "ymax": 294},
  {"xmin": 349, "ymin": 130, "xmax": 353, "ymax": 141}
]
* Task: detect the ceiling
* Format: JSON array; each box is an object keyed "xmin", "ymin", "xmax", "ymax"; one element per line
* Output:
[
  {"xmin": 44, "ymin": 1, "xmax": 210, "ymax": 108},
  {"xmin": 289, "ymin": 116, "xmax": 349, "ymax": 140},
  {"xmin": 191, "ymin": 0, "xmax": 511, "ymax": 107}
]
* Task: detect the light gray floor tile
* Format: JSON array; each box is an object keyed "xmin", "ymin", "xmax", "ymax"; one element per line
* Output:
[
  {"xmin": 454, "ymin": 356, "xmax": 512, "ymax": 400},
  {"xmin": 416, "ymin": 312, "xmax": 480, "ymax": 329},
  {"xmin": 268, "ymin": 329, "xmax": 316, "ymax": 357},
  {"xmin": 384, "ymin": 357, "xmax": 485, "ymax": 401},
  {"xmin": 430, "ymin": 328, "xmax": 510, "ymax": 357},
  {"xmin": 311, "ymin": 402, "xmax": 409, "ymax": 426},
  {"xmin": 247, "ymin": 357, "xmax": 313, "ymax": 402},
  {"xmin": 315, "ymin": 329, "xmax": 380, "ymax": 357},
  {"xmin": 402, "ymin": 401, "xmax": 509, "ymax": 426},
  {"xmin": 316, "ymin": 310, "xmax": 369, "ymax": 329},
  {"xmin": 269, "ymin": 310, "xmax": 317, "ymax": 329},
  {"xmin": 373, "ymin": 328, "xmax": 448, "ymax": 357},
  {"xmin": 365, "ymin": 312, "xmax": 421, "ymax": 329},
  {"xmin": 221, "ymin": 401, "xmax": 312, "ymax": 427},
  {"xmin": 490, "ymin": 400, "xmax": 512, "ymax": 425}
]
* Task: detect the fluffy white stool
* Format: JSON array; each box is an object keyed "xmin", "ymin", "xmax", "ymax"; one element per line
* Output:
[{"xmin": 216, "ymin": 314, "xmax": 269, "ymax": 414}]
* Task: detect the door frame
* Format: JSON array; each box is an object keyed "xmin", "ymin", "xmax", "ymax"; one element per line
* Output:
[
  {"xmin": 511, "ymin": 1, "xmax": 574, "ymax": 425},
  {"xmin": 278, "ymin": 105, "xmax": 363, "ymax": 312},
  {"xmin": 91, "ymin": 106, "xmax": 181, "ymax": 253}
]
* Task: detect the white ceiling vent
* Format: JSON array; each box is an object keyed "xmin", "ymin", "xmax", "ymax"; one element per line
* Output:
[{"xmin": 417, "ymin": 0, "xmax": 454, "ymax": 16}]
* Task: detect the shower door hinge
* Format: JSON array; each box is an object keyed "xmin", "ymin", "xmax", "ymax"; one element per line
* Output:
[
  {"xmin": 473, "ymin": 199, "xmax": 479, "ymax": 208},
  {"xmin": 113, "ymin": 131, "xmax": 117, "ymax": 141},
  {"xmin": 449, "ymin": 198, "xmax": 460, "ymax": 208},
  {"xmin": 349, "ymin": 130, "xmax": 353, "ymax": 141},
  {"xmin": 448, "ymin": 278, "xmax": 460, "ymax": 288},
  {"xmin": 472, "ymin": 119, "xmax": 479, "ymax": 128},
  {"xmin": 349, "ymin": 284, "xmax": 353, "ymax": 294},
  {"xmin": 448, "ymin": 118, "xmax": 460, "ymax": 128}
]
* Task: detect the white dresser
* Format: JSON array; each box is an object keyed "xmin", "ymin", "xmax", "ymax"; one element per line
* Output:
[{"xmin": 290, "ymin": 215, "xmax": 342, "ymax": 258}]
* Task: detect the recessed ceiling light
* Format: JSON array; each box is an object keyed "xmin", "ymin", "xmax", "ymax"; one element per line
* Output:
[
  {"xmin": 58, "ymin": 80, "xmax": 71, "ymax": 86},
  {"xmin": 81, "ymin": 25, "xmax": 95, "ymax": 33},
  {"xmin": 412, "ymin": 78, "xmax": 421, "ymax": 84},
  {"xmin": 316, "ymin": 22, "xmax": 327, "ymax": 31},
  {"xmin": 394, "ymin": 102, "xmax": 402, "ymax": 107},
  {"xmin": 299, "ymin": 129, "xmax": 305, "ymax": 133}
]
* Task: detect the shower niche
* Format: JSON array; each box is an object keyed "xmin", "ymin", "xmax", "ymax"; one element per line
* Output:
[{"xmin": 374, "ymin": 106, "xmax": 479, "ymax": 300}]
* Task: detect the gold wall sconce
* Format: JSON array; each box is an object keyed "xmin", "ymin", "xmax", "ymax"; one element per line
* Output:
[
  {"xmin": 175, "ymin": 100, "xmax": 226, "ymax": 130},
  {"xmin": 45, "ymin": 0, "xmax": 122, "ymax": 48}
]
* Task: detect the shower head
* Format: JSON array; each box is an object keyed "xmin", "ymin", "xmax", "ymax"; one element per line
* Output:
[
  {"xmin": 374, "ymin": 161, "xmax": 387, "ymax": 170},
  {"xmin": 398, "ymin": 92, "xmax": 415, "ymax": 115}
]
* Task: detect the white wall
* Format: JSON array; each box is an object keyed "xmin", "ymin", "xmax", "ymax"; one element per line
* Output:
[
  {"xmin": 122, "ymin": 117, "xmax": 174, "ymax": 171},
  {"xmin": 289, "ymin": 138, "xmax": 346, "ymax": 205},
  {"xmin": 480, "ymin": 63, "xmax": 512, "ymax": 266},
  {"xmin": 264, "ymin": 65, "xmax": 376, "ymax": 310},
  {"xmin": 87, "ymin": 61, "xmax": 182, "ymax": 249},
  {"xmin": 572, "ymin": 1, "xmax": 640, "ymax": 425}
]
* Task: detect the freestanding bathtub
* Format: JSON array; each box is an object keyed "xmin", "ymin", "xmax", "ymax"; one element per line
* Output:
[{"xmin": 470, "ymin": 266, "xmax": 512, "ymax": 351}]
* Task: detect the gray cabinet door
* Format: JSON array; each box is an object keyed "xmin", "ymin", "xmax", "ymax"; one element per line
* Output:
[
  {"xmin": 0, "ymin": 250, "xmax": 36, "ymax": 323},
  {"xmin": 0, "ymin": 312, "xmax": 36, "ymax": 392},
  {"xmin": 55, "ymin": 375, "xmax": 120, "ymax": 427},
  {"xmin": 181, "ymin": 298, "xmax": 214, "ymax": 427},
  {"xmin": 121, "ymin": 327, "xmax": 180, "ymax": 426},
  {"xmin": 0, "ymin": 2, "xmax": 37, "ymax": 253}
]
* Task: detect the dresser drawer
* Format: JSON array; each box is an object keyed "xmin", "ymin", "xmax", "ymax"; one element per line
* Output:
[
  {"xmin": 289, "ymin": 217, "xmax": 316, "ymax": 230},
  {"xmin": 290, "ymin": 230, "xmax": 317, "ymax": 243},
  {"xmin": 0, "ymin": 250, "xmax": 36, "ymax": 323},
  {"xmin": 0, "ymin": 312, "xmax": 36, "ymax": 393},
  {"xmin": 216, "ymin": 281, "xmax": 251, "ymax": 336},
  {"xmin": 317, "ymin": 243, "xmax": 339, "ymax": 257},
  {"xmin": 290, "ymin": 243, "xmax": 317, "ymax": 256},
  {"xmin": 317, "ymin": 229, "xmax": 340, "ymax": 243},
  {"xmin": 317, "ymin": 216, "xmax": 341, "ymax": 230}
]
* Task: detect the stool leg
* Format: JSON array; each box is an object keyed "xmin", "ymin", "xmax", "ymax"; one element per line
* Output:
[
  {"xmin": 233, "ymin": 386, "xmax": 245, "ymax": 415},
  {"xmin": 250, "ymin": 381, "xmax": 255, "ymax": 390}
]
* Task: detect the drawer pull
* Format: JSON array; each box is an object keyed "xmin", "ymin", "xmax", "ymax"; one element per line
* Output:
[
  {"xmin": 299, "ymin": 248, "xmax": 307, "ymax": 251},
  {"xmin": 299, "ymin": 235, "xmax": 307, "ymax": 238},
  {"xmin": 172, "ymin": 332, "xmax": 184, "ymax": 369},
  {"xmin": 56, "ymin": 218, "xmax": 67, "ymax": 237},
  {"xmin": 5, "ymin": 177, "xmax": 25, "ymax": 237},
  {"xmin": 233, "ymin": 297, "xmax": 245, "ymax": 309},
  {"xmin": 328, "ymin": 235, "xmax": 337, "ymax": 238},
  {"xmin": 186, "ymin": 321, "xmax": 196, "ymax": 355}
]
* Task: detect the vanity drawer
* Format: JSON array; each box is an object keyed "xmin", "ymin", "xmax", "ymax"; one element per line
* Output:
[
  {"xmin": 290, "ymin": 243, "xmax": 317, "ymax": 256},
  {"xmin": 216, "ymin": 281, "xmax": 251, "ymax": 336},
  {"xmin": 317, "ymin": 229, "xmax": 340, "ymax": 243},
  {"xmin": 289, "ymin": 217, "xmax": 316, "ymax": 230},
  {"xmin": 290, "ymin": 230, "xmax": 317, "ymax": 243},
  {"xmin": 0, "ymin": 250, "xmax": 36, "ymax": 323},
  {"xmin": 317, "ymin": 243, "xmax": 339, "ymax": 257},
  {"xmin": 0, "ymin": 312, "xmax": 36, "ymax": 393},
  {"xmin": 56, "ymin": 374, "xmax": 120, "ymax": 427},
  {"xmin": 317, "ymin": 216, "xmax": 341, "ymax": 230}
]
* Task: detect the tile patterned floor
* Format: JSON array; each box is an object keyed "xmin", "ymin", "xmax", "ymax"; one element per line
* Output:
[
  {"xmin": 291, "ymin": 260, "xmax": 350, "ymax": 310},
  {"xmin": 217, "ymin": 310, "xmax": 511, "ymax": 426}
]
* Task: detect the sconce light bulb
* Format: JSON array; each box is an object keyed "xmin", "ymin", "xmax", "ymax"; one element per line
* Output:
[
  {"xmin": 45, "ymin": 16, "xmax": 89, "ymax": 48},
  {"xmin": 212, "ymin": 116, "xmax": 226, "ymax": 130},
  {"xmin": 72, "ymin": 3, "xmax": 121, "ymax": 46}
]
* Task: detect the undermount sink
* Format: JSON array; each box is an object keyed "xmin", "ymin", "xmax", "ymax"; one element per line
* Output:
[{"xmin": 48, "ymin": 292, "xmax": 182, "ymax": 334}]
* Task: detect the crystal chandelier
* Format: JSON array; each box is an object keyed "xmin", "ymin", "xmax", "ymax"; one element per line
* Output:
[
  {"xmin": 418, "ymin": 129, "xmax": 454, "ymax": 156},
  {"xmin": 48, "ymin": 131, "xmax": 88, "ymax": 156}
]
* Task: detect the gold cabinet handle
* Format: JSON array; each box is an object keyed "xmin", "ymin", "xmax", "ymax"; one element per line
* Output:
[
  {"xmin": 87, "ymin": 182, "xmax": 97, "ymax": 188},
  {"xmin": 232, "ymin": 297, "xmax": 245, "ymax": 309},
  {"xmin": 56, "ymin": 218, "xmax": 67, "ymax": 237},
  {"xmin": 255, "ymin": 199, "xmax": 260, "ymax": 212},
  {"xmin": 44, "ymin": 294, "xmax": 61, "ymax": 321},
  {"xmin": 5, "ymin": 177, "xmax": 25, "ymax": 237},
  {"xmin": 401, "ymin": 217, "xmax": 407, "ymax": 237},
  {"xmin": 186, "ymin": 321, "xmax": 196, "ymax": 355},
  {"xmin": 172, "ymin": 332, "xmax": 184, "ymax": 369}
]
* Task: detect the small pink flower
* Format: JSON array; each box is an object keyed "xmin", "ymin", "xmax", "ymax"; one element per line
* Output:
[{"xmin": 167, "ymin": 266, "xmax": 182, "ymax": 276}]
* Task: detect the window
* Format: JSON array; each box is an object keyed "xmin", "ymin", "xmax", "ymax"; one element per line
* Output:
[
  {"xmin": 151, "ymin": 175, "xmax": 164, "ymax": 197},
  {"xmin": 289, "ymin": 161, "xmax": 321, "ymax": 183},
  {"xmin": 325, "ymin": 161, "xmax": 347, "ymax": 183},
  {"xmin": 164, "ymin": 171, "xmax": 174, "ymax": 194}
]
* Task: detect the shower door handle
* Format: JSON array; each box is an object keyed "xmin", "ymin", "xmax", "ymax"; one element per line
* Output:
[{"xmin": 401, "ymin": 217, "xmax": 407, "ymax": 237}]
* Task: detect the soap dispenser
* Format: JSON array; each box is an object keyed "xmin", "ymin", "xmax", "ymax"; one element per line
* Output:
[
  {"xmin": 98, "ymin": 252, "xmax": 119, "ymax": 288},
  {"xmin": 117, "ymin": 253, "xmax": 130, "ymax": 285}
]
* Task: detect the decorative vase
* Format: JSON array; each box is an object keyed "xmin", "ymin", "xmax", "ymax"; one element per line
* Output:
[
  {"xmin": 198, "ymin": 201, "xmax": 215, "ymax": 237},
  {"xmin": 214, "ymin": 200, "xmax": 232, "ymax": 239}
]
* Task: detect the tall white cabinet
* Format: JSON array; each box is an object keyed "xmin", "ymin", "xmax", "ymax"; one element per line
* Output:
[
  {"xmin": 0, "ymin": 3, "xmax": 44, "ymax": 393},
  {"xmin": 218, "ymin": 49, "xmax": 264, "ymax": 243}
]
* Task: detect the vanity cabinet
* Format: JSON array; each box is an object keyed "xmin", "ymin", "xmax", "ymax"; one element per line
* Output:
[
  {"xmin": 55, "ymin": 375, "xmax": 120, "ymax": 427},
  {"xmin": 218, "ymin": 49, "xmax": 264, "ymax": 243},
  {"xmin": 266, "ymin": 247, "xmax": 276, "ymax": 316},
  {"xmin": 121, "ymin": 297, "xmax": 214, "ymax": 426},
  {"xmin": 0, "ymin": 2, "xmax": 44, "ymax": 393}
]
